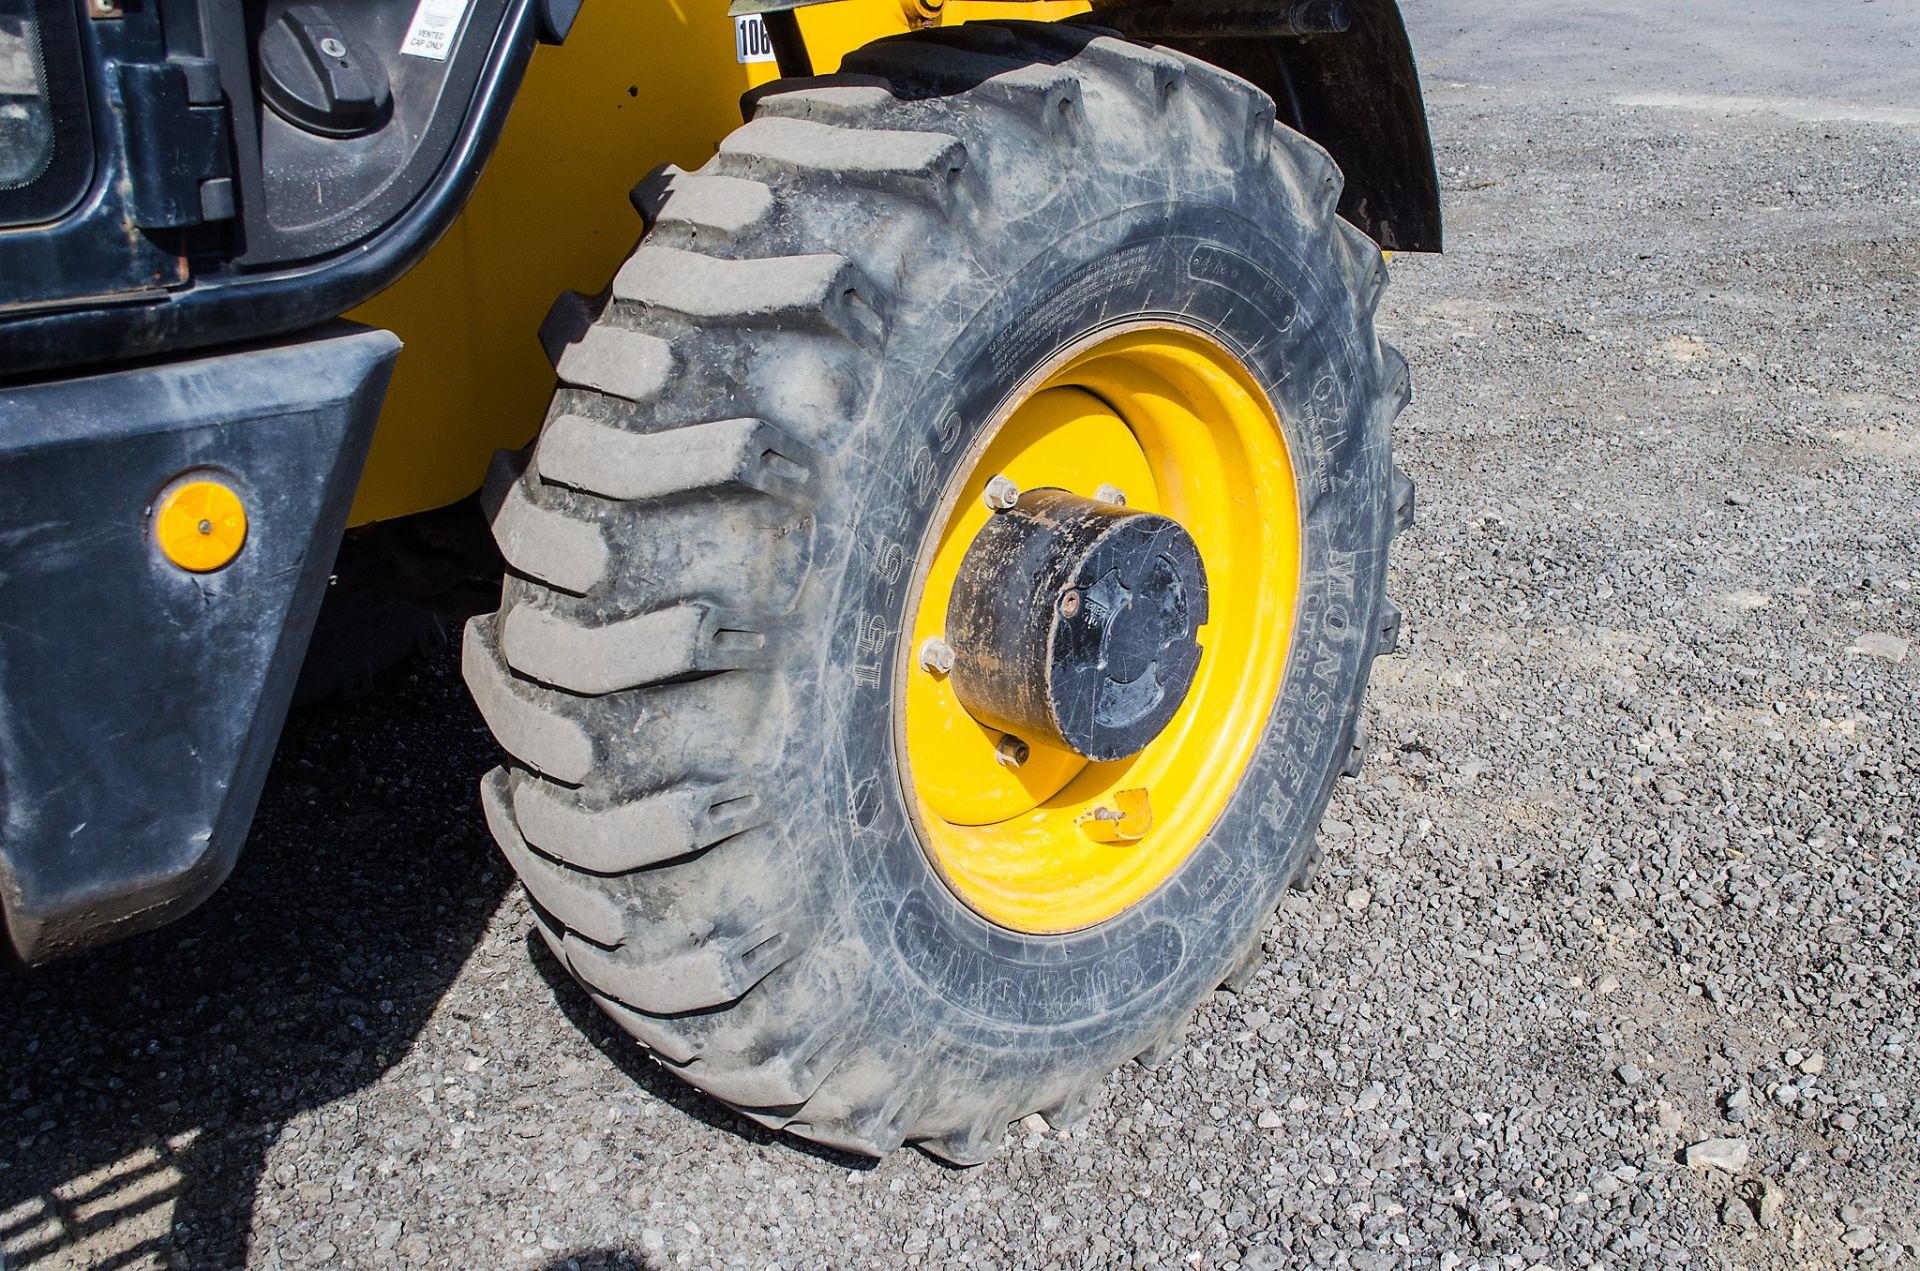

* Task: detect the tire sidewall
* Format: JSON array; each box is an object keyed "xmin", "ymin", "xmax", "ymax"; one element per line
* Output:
[{"xmin": 801, "ymin": 196, "xmax": 1391, "ymax": 1061}]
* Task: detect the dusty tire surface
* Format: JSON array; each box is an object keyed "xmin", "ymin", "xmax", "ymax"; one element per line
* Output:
[
  {"xmin": 14, "ymin": 10, "xmax": 1920, "ymax": 1264},
  {"xmin": 463, "ymin": 20, "xmax": 1408, "ymax": 1162}
]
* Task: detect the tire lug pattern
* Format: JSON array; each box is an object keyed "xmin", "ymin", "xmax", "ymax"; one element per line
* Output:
[
  {"xmin": 462, "ymin": 16, "xmax": 1417, "ymax": 1163},
  {"xmin": 1133, "ymin": 1014, "xmax": 1193, "ymax": 1071},
  {"xmin": 1342, "ymin": 718, "xmax": 1371, "ymax": 778},
  {"xmin": 501, "ymin": 601, "xmax": 767, "ymax": 697},
  {"xmin": 1392, "ymin": 464, "xmax": 1417, "ymax": 534},
  {"xmin": 1376, "ymin": 600, "xmax": 1405, "ymax": 655},
  {"xmin": 612, "ymin": 245, "xmax": 888, "ymax": 347},
  {"xmin": 535, "ymin": 415, "xmax": 816, "ymax": 505},
  {"xmin": 629, "ymin": 166, "xmax": 775, "ymax": 242},
  {"xmin": 486, "ymin": 478, "xmax": 609, "ymax": 596},
  {"xmin": 552, "ymin": 323, "xmax": 675, "ymax": 405},
  {"xmin": 511, "ymin": 770, "xmax": 762, "ymax": 873},
  {"xmin": 717, "ymin": 116, "xmax": 967, "ymax": 209},
  {"xmin": 464, "ymin": 628, "xmax": 595, "ymax": 783}
]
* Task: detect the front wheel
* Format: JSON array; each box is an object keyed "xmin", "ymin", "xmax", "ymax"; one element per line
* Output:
[{"xmin": 463, "ymin": 19, "xmax": 1413, "ymax": 1162}]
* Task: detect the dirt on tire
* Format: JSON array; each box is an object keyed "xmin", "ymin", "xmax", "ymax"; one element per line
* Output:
[{"xmin": 463, "ymin": 20, "xmax": 1410, "ymax": 1163}]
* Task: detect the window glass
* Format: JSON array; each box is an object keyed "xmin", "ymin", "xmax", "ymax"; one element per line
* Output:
[{"xmin": 0, "ymin": 2, "xmax": 54, "ymax": 191}]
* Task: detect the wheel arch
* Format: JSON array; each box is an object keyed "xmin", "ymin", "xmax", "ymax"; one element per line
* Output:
[
  {"xmin": 1100, "ymin": 0, "xmax": 1444, "ymax": 252},
  {"xmin": 747, "ymin": 0, "xmax": 1443, "ymax": 252}
]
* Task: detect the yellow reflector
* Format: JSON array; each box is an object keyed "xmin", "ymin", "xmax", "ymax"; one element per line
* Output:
[{"xmin": 155, "ymin": 479, "xmax": 248, "ymax": 572}]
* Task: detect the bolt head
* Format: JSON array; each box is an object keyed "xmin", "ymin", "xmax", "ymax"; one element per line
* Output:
[
  {"xmin": 918, "ymin": 636, "xmax": 955, "ymax": 676},
  {"xmin": 319, "ymin": 35, "xmax": 348, "ymax": 58},
  {"xmin": 1059, "ymin": 588, "xmax": 1081, "ymax": 618},
  {"xmin": 994, "ymin": 735, "xmax": 1031, "ymax": 768},
  {"xmin": 983, "ymin": 474, "xmax": 1020, "ymax": 511},
  {"xmin": 1094, "ymin": 484, "xmax": 1127, "ymax": 507}
]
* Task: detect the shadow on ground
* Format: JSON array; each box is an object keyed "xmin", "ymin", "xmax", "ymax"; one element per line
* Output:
[
  {"xmin": 525, "ymin": 933, "xmax": 879, "ymax": 1173},
  {"xmin": 0, "ymin": 637, "xmax": 508, "ymax": 1269},
  {"xmin": 542, "ymin": 1253, "xmax": 660, "ymax": 1270}
]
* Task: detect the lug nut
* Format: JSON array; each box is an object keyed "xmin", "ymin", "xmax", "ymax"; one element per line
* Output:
[
  {"xmin": 918, "ymin": 636, "xmax": 955, "ymax": 676},
  {"xmin": 1094, "ymin": 483, "xmax": 1127, "ymax": 507},
  {"xmin": 995, "ymin": 735, "xmax": 1031, "ymax": 768},
  {"xmin": 983, "ymin": 474, "xmax": 1020, "ymax": 511}
]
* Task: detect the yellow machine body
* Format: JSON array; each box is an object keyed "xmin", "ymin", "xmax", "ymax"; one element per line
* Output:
[{"xmin": 344, "ymin": 0, "xmax": 1088, "ymax": 527}]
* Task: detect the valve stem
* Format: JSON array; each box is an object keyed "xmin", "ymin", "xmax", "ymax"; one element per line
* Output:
[{"xmin": 918, "ymin": 636, "xmax": 956, "ymax": 675}]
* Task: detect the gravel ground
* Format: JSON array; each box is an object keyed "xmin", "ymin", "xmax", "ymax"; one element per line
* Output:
[{"xmin": 4, "ymin": 5, "xmax": 1916, "ymax": 1269}]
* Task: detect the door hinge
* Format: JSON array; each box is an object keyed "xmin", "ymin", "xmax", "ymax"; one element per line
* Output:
[{"xmin": 115, "ymin": 57, "xmax": 235, "ymax": 229}]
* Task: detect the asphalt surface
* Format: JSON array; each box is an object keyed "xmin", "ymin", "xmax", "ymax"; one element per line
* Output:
[{"xmin": 4, "ymin": 3, "xmax": 1916, "ymax": 1268}]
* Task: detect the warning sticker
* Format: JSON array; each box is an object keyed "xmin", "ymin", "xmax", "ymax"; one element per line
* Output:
[
  {"xmin": 734, "ymin": 14, "xmax": 777, "ymax": 64},
  {"xmin": 401, "ymin": 0, "xmax": 472, "ymax": 61}
]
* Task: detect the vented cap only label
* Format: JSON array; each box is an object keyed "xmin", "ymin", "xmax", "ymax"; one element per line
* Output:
[{"xmin": 402, "ymin": 0, "xmax": 471, "ymax": 61}]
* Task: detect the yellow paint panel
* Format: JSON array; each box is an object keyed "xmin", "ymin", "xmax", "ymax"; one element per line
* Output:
[
  {"xmin": 788, "ymin": 0, "xmax": 1089, "ymax": 78},
  {"xmin": 350, "ymin": 0, "xmax": 1087, "ymax": 526},
  {"xmin": 346, "ymin": 3, "xmax": 763, "ymax": 524}
]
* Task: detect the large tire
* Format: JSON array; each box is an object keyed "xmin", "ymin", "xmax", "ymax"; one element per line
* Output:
[{"xmin": 463, "ymin": 19, "xmax": 1412, "ymax": 1162}]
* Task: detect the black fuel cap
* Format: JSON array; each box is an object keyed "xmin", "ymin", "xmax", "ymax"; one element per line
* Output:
[
  {"xmin": 259, "ymin": 5, "xmax": 393, "ymax": 138},
  {"xmin": 946, "ymin": 487, "xmax": 1209, "ymax": 763}
]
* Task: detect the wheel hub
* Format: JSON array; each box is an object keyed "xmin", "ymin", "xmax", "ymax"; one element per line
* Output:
[
  {"xmin": 900, "ymin": 325, "xmax": 1300, "ymax": 934},
  {"xmin": 945, "ymin": 487, "xmax": 1209, "ymax": 763}
]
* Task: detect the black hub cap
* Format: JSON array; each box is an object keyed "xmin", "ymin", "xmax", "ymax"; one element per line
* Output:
[{"xmin": 945, "ymin": 488, "xmax": 1209, "ymax": 762}]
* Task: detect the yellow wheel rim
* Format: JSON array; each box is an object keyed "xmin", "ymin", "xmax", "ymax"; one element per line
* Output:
[{"xmin": 900, "ymin": 324, "xmax": 1302, "ymax": 934}]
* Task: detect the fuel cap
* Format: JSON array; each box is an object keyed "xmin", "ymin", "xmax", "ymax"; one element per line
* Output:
[{"xmin": 259, "ymin": 5, "xmax": 393, "ymax": 138}]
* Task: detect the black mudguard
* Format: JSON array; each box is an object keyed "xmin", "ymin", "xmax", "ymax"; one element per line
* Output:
[
  {"xmin": 0, "ymin": 325, "xmax": 399, "ymax": 964},
  {"xmin": 744, "ymin": 0, "xmax": 1442, "ymax": 251},
  {"xmin": 1092, "ymin": 0, "xmax": 1443, "ymax": 251}
]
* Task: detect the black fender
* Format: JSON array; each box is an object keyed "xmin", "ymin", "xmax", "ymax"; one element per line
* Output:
[
  {"xmin": 0, "ymin": 325, "xmax": 398, "ymax": 964},
  {"xmin": 1089, "ymin": 0, "xmax": 1443, "ymax": 251},
  {"xmin": 741, "ymin": 0, "xmax": 1440, "ymax": 251}
]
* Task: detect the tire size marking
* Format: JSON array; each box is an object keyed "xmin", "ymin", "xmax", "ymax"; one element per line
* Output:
[
  {"xmin": 851, "ymin": 611, "xmax": 893, "ymax": 689},
  {"xmin": 853, "ymin": 530, "xmax": 910, "ymax": 668},
  {"xmin": 1299, "ymin": 372, "xmax": 1353, "ymax": 496},
  {"xmin": 909, "ymin": 448, "xmax": 941, "ymax": 506},
  {"xmin": 874, "ymin": 538, "xmax": 908, "ymax": 585},
  {"xmin": 988, "ymin": 248, "xmax": 1156, "ymax": 383},
  {"xmin": 1263, "ymin": 541, "xmax": 1369, "ymax": 829},
  {"xmin": 1183, "ymin": 242, "xmax": 1357, "ymax": 500},
  {"xmin": 906, "ymin": 412, "xmax": 966, "ymax": 509}
]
